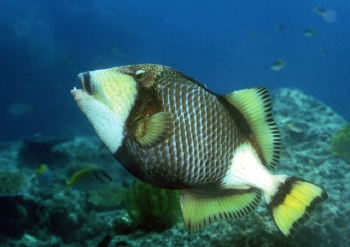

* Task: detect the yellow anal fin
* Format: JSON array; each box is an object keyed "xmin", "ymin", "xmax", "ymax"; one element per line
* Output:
[
  {"xmin": 268, "ymin": 177, "xmax": 328, "ymax": 237},
  {"xmin": 180, "ymin": 188, "xmax": 261, "ymax": 232},
  {"xmin": 133, "ymin": 111, "xmax": 174, "ymax": 148},
  {"xmin": 225, "ymin": 87, "xmax": 281, "ymax": 170}
]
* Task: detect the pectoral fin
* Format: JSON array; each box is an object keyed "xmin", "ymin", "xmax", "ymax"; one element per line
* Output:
[{"xmin": 133, "ymin": 111, "xmax": 174, "ymax": 148}]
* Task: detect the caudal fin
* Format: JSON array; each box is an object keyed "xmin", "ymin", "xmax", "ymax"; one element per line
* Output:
[{"xmin": 267, "ymin": 177, "xmax": 328, "ymax": 237}]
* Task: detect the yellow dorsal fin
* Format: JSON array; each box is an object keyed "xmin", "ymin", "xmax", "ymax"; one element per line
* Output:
[
  {"xmin": 225, "ymin": 86, "xmax": 281, "ymax": 169},
  {"xmin": 180, "ymin": 188, "xmax": 261, "ymax": 232},
  {"xmin": 134, "ymin": 111, "xmax": 174, "ymax": 148}
]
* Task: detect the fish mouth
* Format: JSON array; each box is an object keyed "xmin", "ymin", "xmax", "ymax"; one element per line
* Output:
[
  {"xmin": 78, "ymin": 72, "xmax": 93, "ymax": 95},
  {"xmin": 71, "ymin": 72, "xmax": 94, "ymax": 99}
]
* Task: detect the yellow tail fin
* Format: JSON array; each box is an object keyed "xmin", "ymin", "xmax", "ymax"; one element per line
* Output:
[{"xmin": 267, "ymin": 177, "xmax": 328, "ymax": 236}]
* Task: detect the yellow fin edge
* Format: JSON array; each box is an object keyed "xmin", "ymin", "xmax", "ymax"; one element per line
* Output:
[
  {"xmin": 268, "ymin": 177, "xmax": 328, "ymax": 236},
  {"xmin": 225, "ymin": 87, "xmax": 281, "ymax": 169},
  {"xmin": 180, "ymin": 189, "xmax": 261, "ymax": 231}
]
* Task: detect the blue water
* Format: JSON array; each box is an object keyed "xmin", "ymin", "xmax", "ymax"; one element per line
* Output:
[{"xmin": 1, "ymin": 0, "xmax": 349, "ymax": 141}]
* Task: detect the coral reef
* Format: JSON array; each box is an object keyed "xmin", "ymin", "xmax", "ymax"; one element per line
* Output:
[
  {"xmin": 0, "ymin": 171, "xmax": 28, "ymax": 196},
  {"xmin": 87, "ymin": 183, "xmax": 124, "ymax": 211},
  {"xmin": 0, "ymin": 195, "xmax": 31, "ymax": 239},
  {"xmin": 18, "ymin": 134, "xmax": 71, "ymax": 167},
  {"xmin": 1, "ymin": 88, "xmax": 349, "ymax": 246}
]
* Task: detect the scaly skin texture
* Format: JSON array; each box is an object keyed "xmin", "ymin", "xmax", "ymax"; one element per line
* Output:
[{"xmin": 110, "ymin": 65, "xmax": 250, "ymax": 190}]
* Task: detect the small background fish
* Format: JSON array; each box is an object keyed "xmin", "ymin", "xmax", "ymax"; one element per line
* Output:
[
  {"xmin": 65, "ymin": 167, "xmax": 113, "ymax": 192},
  {"xmin": 303, "ymin": 29, "xmax": 317, "ymax": 37},
  {"xmin": 270, "ymin": 59, "xmax": 285, "ymax": 71},
  {"xmin": 8, "ymin": 103, "xmax": 33, "ymax": 116}
]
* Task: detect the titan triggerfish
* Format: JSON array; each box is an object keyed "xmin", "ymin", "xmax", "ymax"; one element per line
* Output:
[{"xmin": 71, "ymin": 64, "xmax": 327, "ymax": 236}]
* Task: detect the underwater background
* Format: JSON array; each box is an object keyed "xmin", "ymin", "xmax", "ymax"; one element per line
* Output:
[
  {"xmin": 0, "ymin": 1, "xmax": 349, "ymax": 247},
  {"xmin": 1, "ymin": 0, "xmax": 349, "ymax": 141}
]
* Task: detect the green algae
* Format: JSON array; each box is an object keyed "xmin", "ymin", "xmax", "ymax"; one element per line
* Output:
[
  {"xmin": 0, "ymin": 171, "xmax": 28, "ymax": 196},
  {"xmin": 331, "ymin": 124, "xmax": 350, "ymax": 164},
  {"xmin": 124, "ymin": 180, "xmax": 181, "ymax": 232}
]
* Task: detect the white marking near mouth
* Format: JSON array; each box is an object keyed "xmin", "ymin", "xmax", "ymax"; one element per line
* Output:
[
  {"xmin": 72, "ymin": 91, "xmax": 125, "ymax": 154},
  {"xmin": 71, "ymin": 86, "xmax": 80, "ymax": 92},
  {"xmin": 70, "ymin": 88, "xmax": 84, "ymax": 100}
]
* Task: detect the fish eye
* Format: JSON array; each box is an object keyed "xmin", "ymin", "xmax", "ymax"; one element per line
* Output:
[{"xmin": 135, "ymin": 70, "xmax": 148, "ymax": 82}]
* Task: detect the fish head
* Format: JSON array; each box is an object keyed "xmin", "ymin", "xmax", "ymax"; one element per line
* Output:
[{"xmin": 71, "ymin": 64, "xmax": 165, "ymax": 154}]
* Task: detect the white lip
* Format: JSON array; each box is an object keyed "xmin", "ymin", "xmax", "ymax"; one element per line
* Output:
[
  {"xmin": 70, "ymin": 85, "xmax": 125, "ymax": 155},
  {"xmin": 70, "ymin": 88, "xmax": 88, "ymax": 101}
]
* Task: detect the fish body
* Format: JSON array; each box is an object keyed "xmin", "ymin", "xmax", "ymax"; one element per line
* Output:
[
  {"xmin": 274, "ymin": 23, "xmax": 285, "ymax": 30},
  {"xmin": 71, "ymin": 64, "xmax": 327, "ymax": 236},
  {"xmin": 313, "ymin": 7, "xmax": 326, "ymax": 16},
  {"xmin": 270, "ymin": 59, "xmax": 285, "ymax": 71},
  {"xmin": 303, "ymin": 29, "xmax": 317, "ymax": 37},
  {"xmin": 65, "ymin": 168, "xmax": 113, "ymax": 192},
  {"xmin": 35, "ymin": 164, "xmax": 49, "ymax": 177},
  {"xmin": 287, "ymin": 122, "xmax": 308, "ymax": 133},
  {"xmin": 31, "ymin": 164, "xmax": 52, "ymax": 186},
  {"xmin": 8, "ymin": 102, "xmax": 33, "ymax": 116},
  {"xmin": 319, "ymin": 47, "xmax": 328, "ymax": 56}
]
